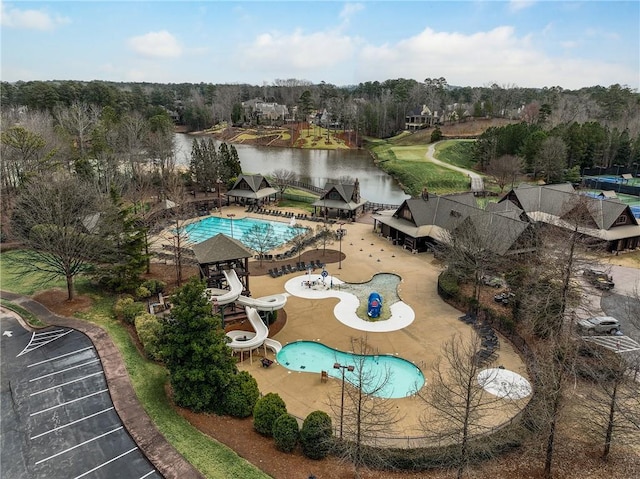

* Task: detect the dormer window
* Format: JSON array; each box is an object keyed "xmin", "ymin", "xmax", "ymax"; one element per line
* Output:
[{"xmin": 616, "ymin": 215, "xmax": 627, "ymax": 225}]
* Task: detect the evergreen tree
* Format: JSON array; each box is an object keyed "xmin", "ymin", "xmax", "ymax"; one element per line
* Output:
[
  {"xmin": 98, "ymin": 188, "xmax": 148, "ymax": 292},
  {"xmin": 160, "ymin": 278, "xmax": 237, "ymax": 412}
]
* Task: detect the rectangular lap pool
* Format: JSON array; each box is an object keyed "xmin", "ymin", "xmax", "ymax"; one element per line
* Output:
[{"xmin": 184, "ymin": 216, "xmax": 306, "ymax": 247}]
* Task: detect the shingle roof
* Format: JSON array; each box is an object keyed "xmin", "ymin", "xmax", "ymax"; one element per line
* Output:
[
  {"xmin": 228, "ymin": 175, "xmax": 278, "ymax": 199},
  {"xmin": 375, "ymin": 193, "xmax": 533, "ymax": 255},
  {"xmin": 192, "ymin": 233, "xmax": 253, "ymax": 265},
  {"xmin": 504, "ymin": 183, "xmax": 637, "ymax": 230}
]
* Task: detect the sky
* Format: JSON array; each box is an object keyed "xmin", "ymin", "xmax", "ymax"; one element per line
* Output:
[{"xmin": 1, "ymin": 1, "xmax": 638, "ymax": 90}]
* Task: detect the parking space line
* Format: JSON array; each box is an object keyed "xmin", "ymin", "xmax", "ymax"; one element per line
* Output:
[
  {"xmin": 139, "ymin": 470, "xmax": 157, "ymax": 479},
  {"xmin": 18, "ymin": 329, "xmax": 73, "ymax": 356},
  {"xmin": 30, "ymin": 371, "xmax": 104, "ymax": 397},
  {"xmin": 30, "ymin": 389, "xmax": 109, "ymax": 416},
  {"xmin": 29, "ymin": 359, "xmax": 101, "ymax": 382},
  {"xmin": 72, "ymin": 447, "xmax": 140, "ymax": 479},
  {"xmin": 27, "ymin": 347, "xmax": 94, "ymax": 368},
  {"xmin": 35, "ymin": 426, "xmax": 123, "ymax": 465},
  {"xmin": 30, "ymin": 407, "xmax": 114, "ymax": 439}
]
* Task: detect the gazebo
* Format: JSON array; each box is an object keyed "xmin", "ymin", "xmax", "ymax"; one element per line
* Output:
[
  {"xmin": 192, "ymin": 234, "xmax": 253, "ymax": 293},
  {"xmin": 226, "ymin": 174, "xmax": 278, "ymax": 206},
  {"xmin": 311, "ymin": 179, "xmax": 367, "ymax": 220}
]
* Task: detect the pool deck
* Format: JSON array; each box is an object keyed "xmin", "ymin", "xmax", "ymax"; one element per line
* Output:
[{"xmin": 216, "ymin": 206, "xmax": 530, "ymax": 444}]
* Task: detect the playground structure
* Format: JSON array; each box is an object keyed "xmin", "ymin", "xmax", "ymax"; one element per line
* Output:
[
  {"xmin": 206, "ymin": 270, "xmax": 286, "ymax": 362},
  {"xmin": 367, "ymin": 291, "xmax": 383, "ymax": 318}
]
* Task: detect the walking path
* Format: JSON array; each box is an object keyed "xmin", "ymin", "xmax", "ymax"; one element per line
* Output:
[
  {"xmin": 0, "ymin": 291, "xmax": 204, "ymax": 479},
  {"xmin": 426, "ymin": 142, "xmax": 485, "ymax": 193}
]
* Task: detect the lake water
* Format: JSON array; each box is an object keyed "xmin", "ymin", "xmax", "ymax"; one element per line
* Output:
[{"xmin": 174, "ymin": 133, "xmax": 410, "ymax": 205}]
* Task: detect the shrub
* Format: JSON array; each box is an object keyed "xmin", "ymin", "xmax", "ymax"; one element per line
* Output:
[
  {"xmin": 114, "ymin": 296, "xmax": 134, "ymax": 320},
  {"xmin": 135, "ymin": 286, "xmax": 152, "ymax": 300},
  {"xmin": 134, "ymin": 313, "xmax": 163, "ymax": 360},
  {"xmin": 253, "ymin": 392, "xmax": 287, "ymax": 437},
  {"xmin": 438, "ymin": 270, "xmax": 459, "ymax": 296},
  {"xmin": 272, "ymin": 414, "xmax": 299, "ymax": 453},
  {"xmin": 300, "ymin": 410, "xmax": 333, "ymax": 459},
  {"xmin": 142, "ymin": 279, "xmax": 166, "ymax": 294},
  {"xmin": 430, "ymin": 126, "xmax": 443, "ymax": 142},
  {"xmin": 223, "ymin": 371, "xmax": 260, "ymax": 418},
  {"xmin": 123, "ymin": 301, "xmax": 145, "ymax": 324}
]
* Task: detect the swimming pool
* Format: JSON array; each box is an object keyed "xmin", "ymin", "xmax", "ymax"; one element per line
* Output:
[
  {"xmin": 184, "ymin": 216, "xmax": 306, "ymax": 246},
  {"xmin": 276, "ymin": 341, "xmax": 425, "ymax": 398}
]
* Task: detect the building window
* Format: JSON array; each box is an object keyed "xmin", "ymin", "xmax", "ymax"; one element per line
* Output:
[{"xmin": 616, "ymin": 215, "xmax": 627, "ymax": 225}]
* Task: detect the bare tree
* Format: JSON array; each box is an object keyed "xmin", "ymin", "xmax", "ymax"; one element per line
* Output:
[
  {"xmin": 314, "ymin": 220, "xmax": 337, "ymax": 256},
  {"xmin": 330, "ymin": 337, "xmax": 403, "ymax": 477},
  {"xmin": 418, "ymin": 333, "xmax": 515, "ymax": 479},
  {"xmin": 485, "ymin": 154, "xmax": 523, "ymax": 193},
  {"xmin": 9, "ymin": 173, "xmax": 108, "ymax": 300},
  {"xmin": 535, "ymin": 136, "xmax": 567, "ymax": 184},
  {"xmin": 164, "ymin": 177, "xmax": 195, "ymax": 287},
  {"xmin": 529, "ymin": 335, "xmax": 577, "ymax": 479},
  {"xmin": 577, "ymin": 345, "xmax": 640, "ymax": 460},
  {"xmin": 241, "ymin": 223, "xmax": 280, "ymax": 267},
  {"xmin": 54, "ymin": 101, "xmax": 101, "ymax": 158},
  {"xmin": 270, "ymin": 169, "xmax": 297, "ymax": 198}
]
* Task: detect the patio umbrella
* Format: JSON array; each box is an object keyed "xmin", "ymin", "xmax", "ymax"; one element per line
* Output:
[{"xmin": 477, "ymin": 368, "xmax": 531, "ymax": 399}]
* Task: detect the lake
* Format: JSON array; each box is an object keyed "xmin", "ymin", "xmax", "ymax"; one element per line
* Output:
[{"xmin": 174, "ymin": 133, "xmax": 410, "ymax": 205}]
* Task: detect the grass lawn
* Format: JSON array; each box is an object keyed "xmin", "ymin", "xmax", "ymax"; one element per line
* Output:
[
  {"xmin": 0, "ymin": 252, "xmax": 270, "ymax": 479},
  {"xmin": 435, "ymin": 140, "xmax": 477, "ymax": 170},
  {"xmin": 366, "ymin": 138, "xmax": 470, "ymax": 196}
]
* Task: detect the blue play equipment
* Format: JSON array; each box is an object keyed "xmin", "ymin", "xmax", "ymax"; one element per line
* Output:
[{"xmin": 367, "ymin": 292, "xmax": 383, "ymax": 318}]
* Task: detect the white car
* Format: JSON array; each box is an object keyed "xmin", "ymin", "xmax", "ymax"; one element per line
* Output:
[{"xmin": 577, "ymin": 316, "xmax": 620, "ymax": 334}]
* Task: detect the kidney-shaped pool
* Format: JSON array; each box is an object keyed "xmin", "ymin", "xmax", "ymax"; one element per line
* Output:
[{"xmin": 276, "ymin": 341, "xmax": 425, "ymax": 398}]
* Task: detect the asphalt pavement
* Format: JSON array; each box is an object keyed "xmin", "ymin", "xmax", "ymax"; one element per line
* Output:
[
  {"xmin": 0, "ymin": 292, "xmax": 204, "ymax": 479},
  {"xmin": 1, "ymin": 311, "xmax": 161, "ymax": 479}
]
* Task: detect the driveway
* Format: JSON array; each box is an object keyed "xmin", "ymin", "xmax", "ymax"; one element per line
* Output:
[{"xmin": 1, "ymin": 310, "xmax": 161, "ymax": 479}]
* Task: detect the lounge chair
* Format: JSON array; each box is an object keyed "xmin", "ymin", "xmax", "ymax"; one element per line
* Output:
[
  {"xmin": 268, "ymin": 269, "xmax": 278, "ymax": 278},
  {"xmin": 261, "ymin": 358, "xmax": 273, "ymax": 368}
]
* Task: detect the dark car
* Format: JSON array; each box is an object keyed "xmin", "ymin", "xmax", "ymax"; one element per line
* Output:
[{"xmin": 583, "ymin": 269, "xmax": 615, "ymax": 290}]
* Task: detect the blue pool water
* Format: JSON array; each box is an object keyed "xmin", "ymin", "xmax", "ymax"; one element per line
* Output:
[
  {"xmin": 184, "ymin": 216, "xmax": 306, "ymax": 246},
  {"xmin": 277, "ymin": 341, "xmax": 425, "ymax": 398}
]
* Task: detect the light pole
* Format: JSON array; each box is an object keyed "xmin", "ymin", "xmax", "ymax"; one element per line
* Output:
[
  {"xmin": 333, "ymin": 362, "xmax": 354, "ymax": 439},
  {"xmin": 227, "ymin": 214, "xmax": 236, "ymax": 238},
  {"xmin": 337, "ymin": 221, "xmax": 345, "ymax": 269}
]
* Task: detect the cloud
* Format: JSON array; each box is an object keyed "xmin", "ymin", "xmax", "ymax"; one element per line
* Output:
[
  {"xmin": 340, "ymin": 2, "xmax": 364, "ymax": 20},
  {"xmin": 238, "ymin": 28, "xmax": 358, "ymax": 72},
  {"xmin": 508, "ymin": 0, "xmax": 536, "ymax": 13},
  {"xmin": 355, "ymin": 25, "xmax": 635, "ymax": 89},
  {"xmin": 128, "ymin": 30, "xmax": 183, "ymax": 58},
  {"xmin": 0, "ymin": 2, "xmax": 70, "ymax": 31}
]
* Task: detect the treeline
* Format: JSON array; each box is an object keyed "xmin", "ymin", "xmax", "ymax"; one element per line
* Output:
[
  {"xmin": 2, "ymin": 78, "xmax": 638, "ymax": 138},
  {"xmin": 473, "ymin": 121, "xmax": 640, "ymax": 184}
]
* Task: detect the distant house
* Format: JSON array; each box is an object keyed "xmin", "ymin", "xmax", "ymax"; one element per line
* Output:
[
  {"xmin": 226, "ymin": 174, "xmax": 278, "ymax": 206},
  {"xmin": 405, "ymin": 105, "xmax": 440, "ymax": 131},
  {"xmin": 311, "ymin": 179, "xmax": 367, "ymax": 220},
  {"xmin": 498, "ymin": 183, "xmax": 640, "ymax": 252},
  {"xmin": 241, "ymin": 98, "xmax": 289, "ymax": 124},
  {"xmin": 373, "ymin": 192, "xmax": 535, "ymax": 255}
]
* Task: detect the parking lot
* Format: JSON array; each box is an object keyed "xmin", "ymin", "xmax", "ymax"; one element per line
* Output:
[{"xmin": 1, "ymin": 311, "xmax": 161, "ymax": 479}]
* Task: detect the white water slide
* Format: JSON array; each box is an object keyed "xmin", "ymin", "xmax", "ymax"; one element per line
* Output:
[
  {"xmin": 226, "ymin": 306, "xmax": 282, "ymax": 356},
  {"xmin": 207, "ymin": 270, "xmax": 288, "ymax": 311}
]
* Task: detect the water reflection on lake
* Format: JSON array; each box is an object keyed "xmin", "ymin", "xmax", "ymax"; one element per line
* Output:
[{"xmin": 174, "ymin": 133, "xmax": 410, "ymax": 205}]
